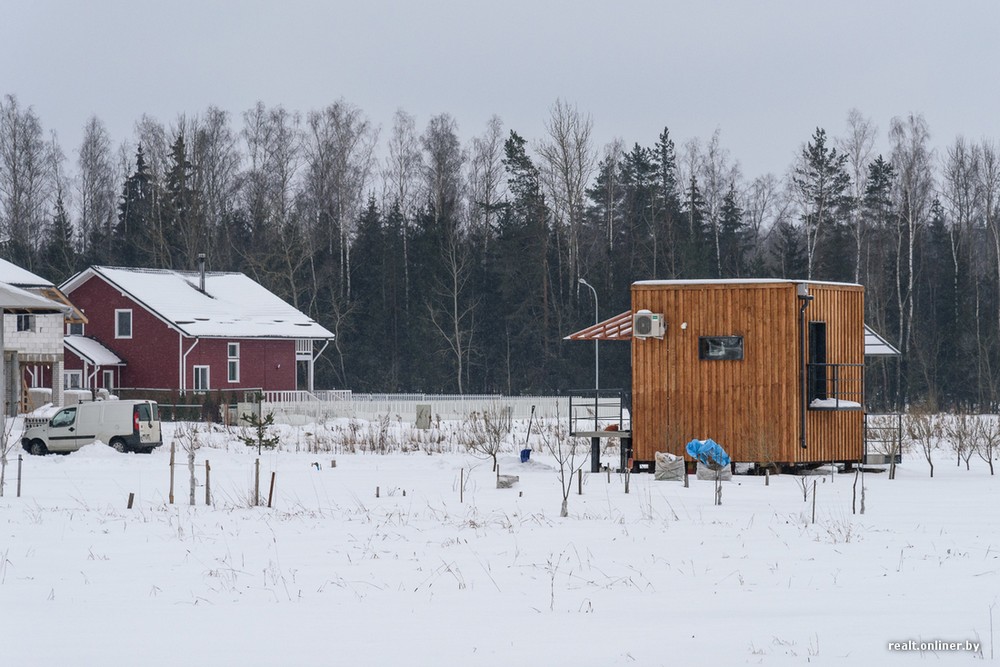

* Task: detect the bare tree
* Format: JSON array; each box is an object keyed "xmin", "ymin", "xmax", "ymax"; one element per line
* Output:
[
  {"xmin": 76, "ymin": 116, "xmax": 119, "ymax": 260},
  {"xmin": 427, "ymin": 230, "xmax": 477, "ymax": 393},
  {"xmin": 382, "ymin": 109, "xmax": 423, "ymax": 309},
  {"xmin": 421, "ymin": 113, "xmax": 466, "ymax": 227},
  {"xmin": 541, "ymin": 419, "xmax": 589, "ymax": 517},
  {"xmin": 946, "ymin": 411, "xmax": 978, "ymax": 470},
  {"xmin": 238, "ymin": 103, "xmax": 303, "ymax": 300},
  {"xmin": 461, "ymin": 403, "xmax": 513, "ymax": 472},
  {"xmin": 976, "ymin": 415, "xmax": 999, "ymax": 475},
  {"xmin": 0, "ymin": 418, "xmax": 18, "ymax": 497},
  {"xmin": 189, "ymin": 106, "xmax": 241, "ymax": 265},
  {"xmin": 537, "ymin": 99, "xmax": 596, "ymax": 296},
  {"xmin": 303, "ymin": 100, "xmax": 377, "ymax": 301},
  {"xmin": 173, "ymin": 424, "xmax": 202, "ymax": 506},
  {"xmin": 906, "ymin": 408, "xmax": 940, "ymax": 478},
  {"xmin": 837, "ymin": 109, "xmax": 878, "ymax": 282},
  {"xmin": 979, "ymin": 141, "xmax": 1000, "ymax": 405},
  {"xmin": 0, "ymin": 94, "xmax": 57, "ymax": 266},
  {"xmin": 890, "ymin": 114, "xmax": 934, "ymax": 405},
  {"xmin": 466, "ymin": 115, "xmax": 506, "ymax": 244}
]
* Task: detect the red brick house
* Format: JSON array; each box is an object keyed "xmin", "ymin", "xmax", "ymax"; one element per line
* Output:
[{"xmin": 60, "ymin": 266, "xmax": 334, "ymax": 395}]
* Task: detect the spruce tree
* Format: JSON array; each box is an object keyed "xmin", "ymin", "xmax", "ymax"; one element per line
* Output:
[
  {"xmin": 41, "ymin": 191, "xmax": 76, "ymax": 282},
  {"xmin": 113, "ymin": 145, "xmax": 155, "ymax": 267}
]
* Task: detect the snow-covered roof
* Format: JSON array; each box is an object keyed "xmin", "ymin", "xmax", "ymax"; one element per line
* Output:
[
  {"xmin": 62, "ymin": 266, "xmax": 335, "ymax": 340},
  {"xmin": 0, "ymin": 258, "xmax": 54, "ymax": 288},
  {"xmin": 0, "ymin": 282, "xmax": 68, "ymax": 312},
  {"xmin": 633, "ymin": 278, "xmax": 861, "ymax": 288},
  {"xmin": 64, "ymin": 335, "xmax": 125, "ymax": 366}
]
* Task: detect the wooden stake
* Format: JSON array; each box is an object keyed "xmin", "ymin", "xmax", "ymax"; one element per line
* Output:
[
  {"xmin": 765, "ymin": 468, "xmax": 770, "ymax": 486},
  {"xmin": 811, "ymin": 479, "xmax": 817, "ymax": 524},
  {"xmin": 254, "ymin": 458, "xmax": 261, "ymax": 507},
  {"xmin": 127, "ymin": 492, "xmax": 134, "ymax": 509},
  {"xmin": 376, "ymin": 485, "xmax": 380, "ymax": 498},
  {"xmin": 607, "ymin": 466, "xmax": 610, "ymax": 483},
  {"xmin": 267, "ymin": 471, "xmax": 276, "ymax": 508},
  {"xmin": 16, "ymin": 454, "xmax": 22, "ymax": 498},
  {"xmin": 577, "ymin": 469, "xmax": 583, "ymax": 495},
  {"xmin": 205, "ymin": 460, "xmax": 211, "ymax": 506},
  {"xmin": 624, "ymin": 469, "xmax": 630, "ymax": 494},
  {"xmin": 168, "ymin": 443, "xmax": 175, "ymax": 505}
]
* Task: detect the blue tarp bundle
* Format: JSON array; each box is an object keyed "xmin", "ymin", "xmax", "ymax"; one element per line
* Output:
[{"xmin": 685, "ymin": 438, "xmax": 731, "ymax": 469}]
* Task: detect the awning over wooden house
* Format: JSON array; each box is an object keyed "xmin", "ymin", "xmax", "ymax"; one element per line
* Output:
[
  {"xmin": 563, "ymin": 310, "xmax": 633, "ymax": 341},
  {"xmin": 566, "ymin": 310, "xmax": 901, "ymax": 357},
  {"xmin": 864, "ymin": 325, "xmax": 900, "ymax": 356}
]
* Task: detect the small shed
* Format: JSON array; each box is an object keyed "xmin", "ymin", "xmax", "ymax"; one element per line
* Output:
[{"xmin": 568, "ymin": 279, "xmax": 874, "ymax": 468}]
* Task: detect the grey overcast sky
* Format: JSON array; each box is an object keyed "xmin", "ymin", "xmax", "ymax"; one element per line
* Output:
[{"xmin": 3, "ymin": 0, "xmax": 1000, "ymax": 178}]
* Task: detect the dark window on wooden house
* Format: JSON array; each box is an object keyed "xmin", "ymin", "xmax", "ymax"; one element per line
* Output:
[{"xmin": 698, "ymin": 336, "xmax": 744, "ymax": 360}]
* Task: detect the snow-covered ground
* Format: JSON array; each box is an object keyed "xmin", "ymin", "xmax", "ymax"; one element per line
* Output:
[{"xmin": 2, "ymin": 419, "xmax": 994, "ymax": 665}]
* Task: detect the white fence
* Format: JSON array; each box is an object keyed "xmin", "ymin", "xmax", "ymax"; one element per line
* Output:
[{"xmin": 261, "ymin": 392, "xmax": 570, "ymax": 425}]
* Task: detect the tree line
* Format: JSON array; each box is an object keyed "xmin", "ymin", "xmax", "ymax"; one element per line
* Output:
[{"xmin": 0, "ymin": 93, "xmax": 993, "ymax": 410}]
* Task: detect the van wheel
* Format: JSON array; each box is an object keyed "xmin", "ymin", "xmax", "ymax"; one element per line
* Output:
[
  {"xmin": 110, "ymin": 438, "xmax": 129, "ymax": 453},
  {"xmin": 28, "ymin": 439, "xmax": 48, "ymax": 456}
]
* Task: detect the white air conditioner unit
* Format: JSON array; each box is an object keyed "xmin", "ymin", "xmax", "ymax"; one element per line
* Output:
[{"xmin": 633, "ymin": 310, "xmax": 665, "ymax": 338}]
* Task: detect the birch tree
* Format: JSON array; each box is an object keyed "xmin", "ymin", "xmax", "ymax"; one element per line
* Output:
[
  {"xmin": 889, "ymin": 114, "xmax": 934, "ymax": 405},
  {"xmin": 0, "ymin": 95, "xmax": 56, "ymax": 268},
  {"xmin": 76, "ymin": 116, "xmax": 118, "ymax": 263},
  {"xmin": 537, "ymin": 99, "xmax": 596, "ymax": 300},
  {"xmin": 837, "ymin": 109, "xmax": 877, "ymax": 282}
]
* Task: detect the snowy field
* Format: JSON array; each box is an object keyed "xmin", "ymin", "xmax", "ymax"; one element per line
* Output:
[{"xmin": 2, "ymin": 418, "xmax": 996, "ymax": 665}]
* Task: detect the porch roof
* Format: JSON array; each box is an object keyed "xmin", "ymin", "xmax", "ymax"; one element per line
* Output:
[
  {"xmin": 564, "ymin": 310, "xmax": 902, "ymax": 356},
  {"xmin": 64, "ymin": 335, "xmax": 125, "ymax": 367}
]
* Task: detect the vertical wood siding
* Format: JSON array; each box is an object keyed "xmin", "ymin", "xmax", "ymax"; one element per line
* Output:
[{"xmin": 631, "ymin": 282, "xmax": 864, "ymax": 464}]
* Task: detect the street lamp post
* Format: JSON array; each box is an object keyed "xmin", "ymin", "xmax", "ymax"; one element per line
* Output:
[{"xmin": 578, "ymin": 278, "xmax": 599, "ymax": 392}]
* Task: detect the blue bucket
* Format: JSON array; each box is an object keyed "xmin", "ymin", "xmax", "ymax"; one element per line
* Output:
[{"xmin": 520, "ymin": 448, "xmax": 531, "ymax": 463}]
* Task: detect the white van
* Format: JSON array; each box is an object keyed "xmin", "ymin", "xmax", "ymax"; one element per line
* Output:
[{"xmin": 22, "ymin": 400, "xmax": 162, "ymax": 455}]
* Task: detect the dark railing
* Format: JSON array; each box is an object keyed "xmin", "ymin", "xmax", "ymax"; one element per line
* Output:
[
  {"xmin": 568, "ymin": 389, "xmax": 631, "ymax": 436},
  {"xmin": 807, "ymin": 363, "xmax": 864, "ymax": 410},
  {"xmin": 864, "ymin": 413, "xmax": 903, "ymax": 464}
]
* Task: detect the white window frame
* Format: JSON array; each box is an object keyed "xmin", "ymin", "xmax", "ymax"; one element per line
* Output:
[
  {"xmin": 227, "ymin": 342, "xmax": 240, "ymax": 383},
  {"xmin": 16, "ymin": 313, "xmax": 35, "ymax": 332},
  {"xmin": 115, "ymin": 309, "xmax": 133, "ymax": 339},
  {"xmin": 102, "ymin": 370, "xmax": 115, "ymax": 391},
  {"xmin": 64, "ymin": 370, "xmax": 83, "ymax": 390},
  {"xmin": 193, "ymin": 365, "xmax": 210, "ymax": 392},
  {"xmin": 67, "ymin": 322, "xmax": 84, "ymax": 336}
]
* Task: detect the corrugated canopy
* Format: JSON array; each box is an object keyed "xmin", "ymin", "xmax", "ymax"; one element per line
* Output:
[
  {"xmin": 564, "ymin": 311, "xmax": 633, "ymax": 341},
  {"xmin": 864, "ymin": 325, "xmax": 900, "ymax": 357}
]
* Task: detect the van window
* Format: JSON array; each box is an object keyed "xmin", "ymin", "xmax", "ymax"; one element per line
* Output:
[
  {"xmin": 51, "ymin": 407, "xmax": 77, "ymax": 428},
  {"xmin": 136, "ymin": 403, "xmax": 152, "ymax": 421}
]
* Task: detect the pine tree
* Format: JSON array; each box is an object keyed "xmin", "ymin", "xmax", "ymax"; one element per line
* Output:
[{"xmin": 793, "ymin": 127, "xmax": 851, "ymax": 279}]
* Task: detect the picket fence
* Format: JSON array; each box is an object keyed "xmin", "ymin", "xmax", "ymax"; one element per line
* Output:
[{"xmin": 260, "ymin": 391, "xmax": 571, "ymax": 425}]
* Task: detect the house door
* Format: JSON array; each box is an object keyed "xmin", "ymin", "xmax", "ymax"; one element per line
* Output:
[
  {"xmin": 103, "ymin": 370, "xmax": 114, "ymax": 393},
  {"xmin": 808, "ymin": 321, "xmax": 827, "ymax": 401}
]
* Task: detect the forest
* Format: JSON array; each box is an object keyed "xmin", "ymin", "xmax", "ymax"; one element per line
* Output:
[{"xmin": 0, "ymin": 93, "xmax": 992, "ymax": 410}]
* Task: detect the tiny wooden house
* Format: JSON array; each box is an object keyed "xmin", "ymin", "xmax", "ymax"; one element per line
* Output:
[{"xmin": 629, "ymin": 279, "xmax": 864, "ymax": 467}]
